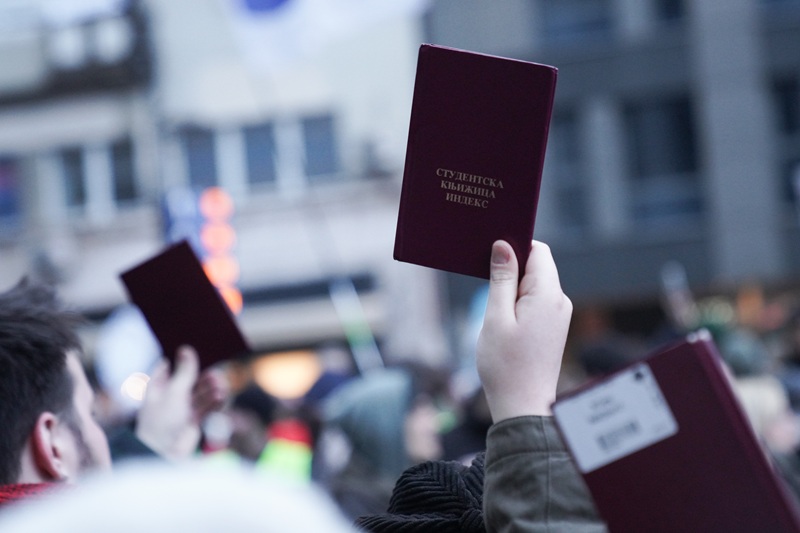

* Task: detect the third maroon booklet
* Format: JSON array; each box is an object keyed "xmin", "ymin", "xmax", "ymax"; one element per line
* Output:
[
  {"xmin": 552, "ymin": 331, "xmax": 800, "ymax": 532},
  {"xmin": 393, "ymin": 44, "xmax": 558, "ymax": 279}
]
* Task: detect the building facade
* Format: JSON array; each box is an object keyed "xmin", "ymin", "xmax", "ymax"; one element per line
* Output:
[
  {"xmin": 429, "ymin": 0, "xmax": 800, "ymax": 337},
  {"xmin": 3, "ymin": 0, "xmax": 800, "ymax": 384},
  {"xmin": 0, "ymin": 0, "xmax": 449, "ymax": 379}
]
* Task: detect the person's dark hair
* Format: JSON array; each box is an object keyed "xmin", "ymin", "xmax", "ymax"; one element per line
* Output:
[
  {"xmin": 231, "ymin": 383, "xmax": 279, "ymax": 427},
  {"xmin": 0, "ymin": 278, "xmax": 83, "ymax": 484}
]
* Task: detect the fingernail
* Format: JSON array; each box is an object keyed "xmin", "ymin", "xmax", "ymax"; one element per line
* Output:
[
  {"xmin": 491, "ymin": 244, "xmax": 510, "ymax": 265},
  {"xmin": 176, "ymin": 345, "xmax": 193, "ymax": 362}
]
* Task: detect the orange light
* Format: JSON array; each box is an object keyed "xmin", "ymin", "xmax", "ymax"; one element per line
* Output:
[
  {"xmin": 197, "ymin": 186, "xmax": 241, "ymax": 315},
  {"xmin": 251, "ymin": 350, "xmax": 323, "ymax": 400},
  {"xmin": 199, "ymin": 186, "xmax": 234, "ymax": 222},
  {"xmin": 219, "ymin": 286, "xmax": 243, "ymax": 315},
  {"xmin": 203, "ymin": 256, "xmax": 240, "ymax": 286},
  {"xmin": 200, "ymin": 223, "xmax": 236, "ymax": 254}
]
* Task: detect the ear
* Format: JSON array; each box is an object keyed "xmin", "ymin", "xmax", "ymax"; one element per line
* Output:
[{"xmin": 31, "ymin": 412, "xmax": 70, "ymax": 481}]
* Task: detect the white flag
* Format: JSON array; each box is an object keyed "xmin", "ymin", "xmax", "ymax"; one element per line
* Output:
[{"xmin": 222, "ymin": 0, "xmax": 430, "ymax": 73}]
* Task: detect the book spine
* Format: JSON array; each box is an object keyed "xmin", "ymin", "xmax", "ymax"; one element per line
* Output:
[
  {"xmin": 695, "ymin": 339, "xmax": 800, "ymax": 529},
  {"xmin": 393, "ymin": 45, "xmax": 429, "ymax": 260},
  {"xmin": 529, "ymin": 68, "xmax": 558, "ymax": 232}
]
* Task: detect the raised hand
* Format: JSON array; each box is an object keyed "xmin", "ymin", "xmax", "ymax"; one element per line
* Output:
[
  {"xmin": 477, "ymin": 240, "xmax": 573, "ymax": 421},
  {"xmin": 135, "ymin": 346, "xmax": 228, "ymax": 460}
]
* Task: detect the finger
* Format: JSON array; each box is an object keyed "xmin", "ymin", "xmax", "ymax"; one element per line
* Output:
[
  {"xmin": 193, "ymin": 371, "xmax": 228, "ymax": 413},
  {"xmin": 192, "ymin": 393, "xmax": 225, "ymax": 419},
  {"xmin": 171, "ymin": 345, "xmax": 200, "ymax": 390},
  {"xmin": 518, "ymin": 242, "xmax": 573, "ymax": 324},
  {"xmin": 519, "ymin": 240, "xmax": 562, "ymax": 296},
  {"xmin": 193, "ymin": 369, "xmax": 227, "ymax": 396},
  {"xmin": 148, "ymin": 358, "xmax": 170, "ymax": 387},
  {"xmin": 485, "ymin": 240, "xmax": 521, "ymax": 324}
]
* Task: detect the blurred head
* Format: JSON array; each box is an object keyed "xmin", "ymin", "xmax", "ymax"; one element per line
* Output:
[
  {"xmin": 323, "ymin": 370, "xmax": 413, "ymax": 479},
  {"xmin": 227, "ymin": 383, "xmax": 280, "ymax": 461},
  {"xmin": 716, "ymin": 327, "xmax": 769, "ymax": 378},
  {"xmin": 0, "ymin": 279, "xmax": 111, "ymax": 485},
  {"xmin": 403, "ymin": 394, "xmax": 443, "ymax": 465},
  {"xmin": 59, "ymin": 351, "xmax": 112, "ymax": 479},
  {"xmin": 0, "ymin": 460, "xmax": 357, "ymax": 532},
  {"xmin": 323, "ymin": 368, "xmax": 443, "ymax": 480}
]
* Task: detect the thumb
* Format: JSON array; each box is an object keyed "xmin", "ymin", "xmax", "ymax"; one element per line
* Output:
[
  {"xmin": 171, "ymin": 345, "xmax": 200, "ymax": 389},
  {"xmin": 148, "ymin": 358, "xmax": 170, "ymax": 387},
  {"xmin": 485, "ymin": 240, "xmax": 520, "ymax": 323}
]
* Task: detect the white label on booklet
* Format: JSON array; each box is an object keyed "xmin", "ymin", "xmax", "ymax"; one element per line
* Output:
[{"xmin": 553, "ymin": 363, "xmax": 678, "ymax": 473}]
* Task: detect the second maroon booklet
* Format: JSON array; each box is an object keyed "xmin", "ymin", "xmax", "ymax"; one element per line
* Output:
[
  {"xmin": 120, "ymin": 240, "xmax": 251, "ymax": 370},
  {"xmin": 393, "ymin": 44, "xmax": 557, "ymax": 279}
]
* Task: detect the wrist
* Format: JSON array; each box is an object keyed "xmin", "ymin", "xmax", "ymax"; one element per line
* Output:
[
  {"xmin": 134, "ymin": 425, "xmax": 165, "ymax": 457},
  {"xmin": 485, "ymin": 391, "xmax": 555, "ymax": 422}
]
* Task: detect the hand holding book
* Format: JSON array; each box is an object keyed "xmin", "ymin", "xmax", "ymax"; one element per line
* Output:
[{"xmin": 477, "ymin": 239, "xmax": 573, "ymax": 421}]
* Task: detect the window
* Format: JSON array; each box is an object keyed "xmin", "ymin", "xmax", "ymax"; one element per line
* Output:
[
  {"xmin": 774, "ymin": 79, "xmax": 800, "ymax": 213},
  {"xmin": 539, "ymin": 0, "xmax": 614, "ymax": 46},
  {"xmin": 773, "ymin": 77, "xmax": 800, "ymax": 135},
  {"xmin": 180, "ymin": 116, "xmax": 340, "ymax": 192},
  {"xmin": 781, "ymin": 159, "xmax": 800, "ymax": 209},
  {"xmin": 61, "ymin": 147, "xmax": 86, "ymax": 208},
  {"xmin": 112, "ymin": 138, "xmax": 137, "ymax": 203},
  {"xmin": 761, "ymin": 0, "xmax": 800, "ymax": 8},
  {"xmin": 625, "ymin": 97, "xmax": 697, "ymax": 177},
  {"xmin": 182, "ymin": 126, "xmax": 217, "ymax": 189},
  {"xmin": 302, "ymin": 114, "xmax": 340, "ymax": 181},
  {"xmin": 0, "ymin": 157, "xmax": 20, "ymax": 223},
  {"xmin": 655, "ymin": 0, "xmax": 684, "ymax": 21},
  {"xmin": 624, "ymin": 96, "xmax": 703, "ymax": 224},
  {"xmin": 59, "ymin": 141, "xmax": 140, "ymax": 214},
  {"xmin": 244, "ymin": 123, "xmax": 278, "ymax": 186},
  {"xmin": 547, "ymin": 112, "xmax": 589, "ymax": 234}
]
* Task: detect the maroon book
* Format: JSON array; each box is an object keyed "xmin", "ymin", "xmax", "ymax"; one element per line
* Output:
[
  {"xmin": 393, "ymin": 44, "xmax": 557, "ymax": 279},
  {"xmin": 119, "ymin": 240, "xmax": 251, "ymax": 370},
  {"xmin": 552, "ymin": 331, "xmax": 800, "ymax": 533}
]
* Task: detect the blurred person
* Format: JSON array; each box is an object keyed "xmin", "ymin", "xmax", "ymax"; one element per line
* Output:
[
  {"xmin": 440, "ymin": 386, "xmax": 492, "ymax": 465},
  {"xmin": 297, "ymin": 367, "xmax": 354, "ymax": 484},
  {"xmin": 223, "ymin": 382, "xmax": 281, "ymax": 462},
  {"xmin": 571, "ymin": 308, "xmax": 647, "ymax": 379},
  {"xmin": 573, "ymin": 333, "xmax": 646, "ymax": 383},
  {"xmin": 0, "ymin": 279, "xmax": 226, "ymax": 508},
  {"xmin": 0, "ymin": 459, "xmax": 357, "ymax": 532},
  {"xmin": 227, "ymin": 383, "xmax": 316, "ymax": 481},
  {"xmin": 716, "ymin": 326, "xmax": 800, "ymax": 455},
  {"xmin": 710, "ymin": 325, "xmax": 800, "ymax": 502},
  {"xmin": 779, "ymin": 308, "xmax": 800, "ymax": 411},
  {"xmin": 319, "ymin": 366, "xmax": 443, "ymax": 521}
]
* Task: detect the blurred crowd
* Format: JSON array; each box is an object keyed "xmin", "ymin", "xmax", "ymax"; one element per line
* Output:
[
  {"xmin": 5, "ymin": 246, "xmax": 800, "ymax": 532},
  {"xmin": 561, "ymin": 281, "xmax": 800, "ymax": 506}
]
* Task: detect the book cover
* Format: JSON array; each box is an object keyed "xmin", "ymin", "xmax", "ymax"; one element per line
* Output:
[
  {"xmin": 393, "ymin": 44, "xmax": 557, "ymax": 279},
  {"xmin": 552, "ymin": 331, "xmax": 800, "ymax": 532},
  {"xmin": 119, "ymin": 239, "xmax": 251, "ymax": 370}
]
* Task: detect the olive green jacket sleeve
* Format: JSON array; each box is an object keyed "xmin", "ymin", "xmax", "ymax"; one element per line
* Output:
[{"xmin": 484, "ymin": 416, "xmax": 608, "ymax": 533}]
